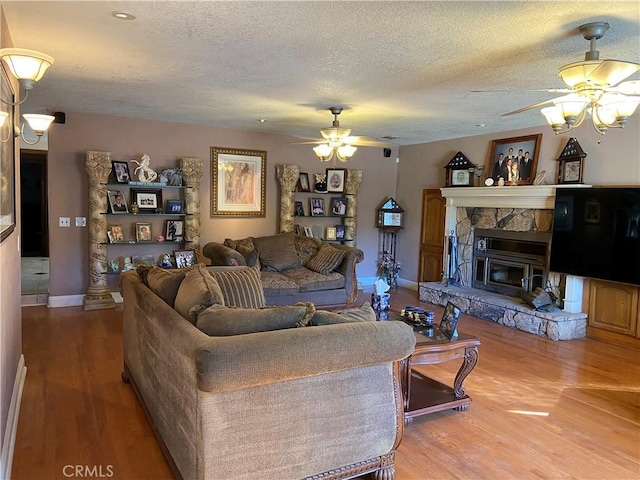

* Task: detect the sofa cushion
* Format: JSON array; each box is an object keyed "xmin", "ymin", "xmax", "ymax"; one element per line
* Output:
[
  {"xmin": 207, "ymin": 265, "xmax": 266, "ymax": 308},
  {"xmin": 145, "ymin": 267, "xmax": 187, "ymax": 307},
  {"xmin": 259, "ymin": 271, "xmax": 300, "ymax": 297},
  {"xmin": 281, "ymin": 267, "xmax": 344, "ymax": 292},
  {"xmin": 310, "ymin": 302, "xmax": 377, "ymax": 326},
  {"xmin": 305, "ymin": 243, "xmax": 346, "ymax": 275},
  {"xmin": 252, "ymin": 233, "xmax": 301, "ymax": 272},
  {"xmin": 337, "ymin": 302, "xmax": 377, "ymax": 322},
  {"xmin": 195, "ymin": 302, "xmax": 315, "ymax": 336},
  {"xmin": 294, "ymin": 235, "xmax": 321, "ymax": 265},
  {"xmin": 174, "ymin": 265, "xmax": 225, "ymax": 322}
]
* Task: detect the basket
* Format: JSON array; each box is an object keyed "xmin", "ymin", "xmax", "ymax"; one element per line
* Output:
[{"xmin": 520, "ymin": 274, "xmax": 558, "ymax": 310}]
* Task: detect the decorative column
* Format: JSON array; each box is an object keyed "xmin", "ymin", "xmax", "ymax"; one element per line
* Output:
[
  {"xmin": 179, "ymin": 157, "xmax": 204, "ymax": 258},
  {"xmin": 343, "ymin": 169, "xmax": 362, "ymax": 247},
  {"xmin": 276, "ymin": 164, "xmax": 300, "ymax": 233},
  {"xmin": 84, "ymin": 150, "xmax": 116, "ymax": 310}
]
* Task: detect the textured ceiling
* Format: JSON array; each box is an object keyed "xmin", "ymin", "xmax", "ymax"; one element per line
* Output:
[{"xmin": 3, "ymin": 1, "xmax": 640, "ymax": 145}]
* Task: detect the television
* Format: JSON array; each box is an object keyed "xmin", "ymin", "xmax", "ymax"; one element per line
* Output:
[{"xmin": 550, "ymin": 187, "xmax": 640, "ymax": 286}]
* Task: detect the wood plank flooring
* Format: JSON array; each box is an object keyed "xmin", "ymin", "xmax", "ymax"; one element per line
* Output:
[{"xmin": 12, "ymin": 287, "xmax": 640, "ymax": 480}]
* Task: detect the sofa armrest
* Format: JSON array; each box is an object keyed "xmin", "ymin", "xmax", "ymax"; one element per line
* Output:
[
  {"xmin": 329, "ymin": 243, "xmax": 364, "ymax": 306},
  {"xmin": 195, "ymin": 320, "xmax": 415, "ymax": 394},
  {"xmin": 202, "ymin": 242, "xmax": 246, "ymax": 266}
]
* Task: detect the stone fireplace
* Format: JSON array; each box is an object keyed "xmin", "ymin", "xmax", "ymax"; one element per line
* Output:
[{"xmin": 418, "ymin": 185, "xmax": 590, "ymax": 340}]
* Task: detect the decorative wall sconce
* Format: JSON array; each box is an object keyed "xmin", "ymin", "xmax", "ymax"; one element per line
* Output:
[{"xmin": 0, "ymin": 48, "xmax": 55, "ymax": 144}]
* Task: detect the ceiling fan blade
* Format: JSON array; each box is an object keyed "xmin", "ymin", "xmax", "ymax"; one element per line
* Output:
[
  {"xmin": 586, "ymin": 59, "xmax": 640, "ymax": 87},
  {"xmin": 472, "ymin": 88, "xmax": 573, "ymax": 93},
  {"xmin": 502, "ymin": 98, "xmax": 557, "ymax": 116},
  {"xmin": 287, "ymin": 139, "xmax": 324, "ymax": 145},
  {"xmin": 343, "ymin": 136, "xmax": 391, "ymax": 147}
]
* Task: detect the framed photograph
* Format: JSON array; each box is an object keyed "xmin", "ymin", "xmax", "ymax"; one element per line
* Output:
[
  {"xmin": 159, "ymin": 167, "xmax": 183, "ymax": 186},
  {"xmin": 111, "ymin": 161, "xmax": 131, "ymax": 183},
  {"xmin": 166, "ymin": 199, "xmax": 184, "ymax": 214},
  {"xmin": 439, "ymin": 301, "xmax": 462, "ymax": 340},
  {"xmin": 584, "ymin": 200, "xmax": 601, "ymax": 224},
  {"xmin": 486, "ymin": 134, "xmax": 541, "ymax": 185},
  {"xmin": 326, "ymin": 226, "xmax": 337, "ymax": 241},
  {"xmin": 211, "ymin": 146, "xmax": 266, "ymax": 217},
  {"xmin": 165, "ymin": 219, "xmax": 184, "ymax": 242},
  {"xmin": 131, "ymin": 188, "xmax": 163, "ymax": 212},
  {"xmin": 330, "ymin": 197, "xmax": 347, "ymax": 216},
  {"xmin": 135, "ymin": 222, "xmax": 152, "ymax": 242},
  {"xmin": 294, "ymin": 224, "xmax": 301, "ymax": 235},
  {"xmin": 310, "ymin": 197, "xmax": 325, "ymax": 216},
  {"xmin": 1, "ymin": 63, "xmax": 16, "ymax": 242},
  {"xmin": 303, "ymin": 226, "xmax": 313, "ymax": 238},
  {"xmin": 326, "ymin": 168, "xmax": 347, "ymax": 193},
  {"xmin": 132, "ymin": 254, "xmax": 157, "ymax": 267},
  {"xmin": 107, "ymin": 190, "xmax": 128, "ymax": 214},
  {"xmin": 174, "ymin": 249, "xmax": 196, "ymax": 268},
  {"xmin": 335, "ymin": 224, "xmax": 345, "ymax": 240},
  {"xmin": 297, "ymin": 172, "xmax": 310, "ymax": 192},
  {"xmin": 107, "ymin": 224, "xmax": 125, "ymax": 243},
  {"xmin": 294, "ymin": 200, "xmax": 305, "ymax": 217}
]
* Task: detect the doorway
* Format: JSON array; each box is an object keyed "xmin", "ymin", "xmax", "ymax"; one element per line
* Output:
[{"xmin": 20, "ymin": 149, "xmax": 49, "ymax": 303}]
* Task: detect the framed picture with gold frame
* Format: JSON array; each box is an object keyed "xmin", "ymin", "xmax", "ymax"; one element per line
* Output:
[
  {"xmin": 211, "ymin": 146, "xmax": 266, "ymax": 217},
  {"xmin": 0, "ymin": 63, "xmax": 16, "ymax": 242},
  {"xmin": 486, "ymin": 134, "xmax": 541, "ymax": 185}
]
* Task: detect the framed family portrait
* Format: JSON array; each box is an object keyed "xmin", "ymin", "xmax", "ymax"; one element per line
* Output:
[
  {"xmin": 107, "ymin": 224, "xmax": 125, "ymax": 243},
  {"xmin": 111, "ymin": 161, "xmax": 131, "ymax": 183},
  {"xmin": 326, "ymin": 168, "xmax": 346, "ymax": 193},
  {"xmin": 0, "ymin": 63, "xmax": 15, "ymax": 243},
  {"xmin": 174, "ymin": 249, "xmax": 196, "ymax": 268},
  {"xmin": 294, "ymin": 201, "xmax": 305, "ymax": 217},
  {"xmin": 131, "ymin": 188, "xmax": 162, "ymax": 212},
  {"xmin": 211, "ymin": 146, "xmax": 266, "ymax": 216},
  {"xmin": 330, "ymin": 197, "xmax": 347, "ymax": 216},
  {"xmin": 486, "ymin": 134, "xmax": 541, "ymax": 185},
  {"xmin": 107, "ymin": 190, "xmax": 128, "ymax": 214},
  {"xmin": 135, "ymin": 222, "xmax": 152, "ymax": 242},
  {"xmin": 310, "ymin": 198, "xmax": 325, "ymax": 216}
]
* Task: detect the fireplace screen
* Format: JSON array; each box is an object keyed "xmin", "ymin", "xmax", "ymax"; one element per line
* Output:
[{"xmin": 473, "ymin": 229, "xmax": 550, "ymax": 297}]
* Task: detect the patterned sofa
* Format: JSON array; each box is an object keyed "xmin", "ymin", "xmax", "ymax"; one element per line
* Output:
[
  {"xmin": 121, "ymin": 264, "xmax": 416, "ymax": 480},
  {"xmin": 202, "ymin": 233, "xmax": 364, "ymax": 307}
]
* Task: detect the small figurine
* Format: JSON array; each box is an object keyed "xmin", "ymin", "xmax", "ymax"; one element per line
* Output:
[
  {"xmin": 156, "ymin": 235, "xmax": 165, "ymax": 243},
  {"xmin": 314, "ymin": 172, "xmax": 327, "ymax": 192},
  {"xmin": 131, "ymin": 153, "xmax": 158, "ymax": 183},
  {"xmin": 108, "ymin": 259, "xmax": 119, "ymax": 273},
  {"xmin": 160, "ymin": 254, "xmax": 173, "ymax": 268}
]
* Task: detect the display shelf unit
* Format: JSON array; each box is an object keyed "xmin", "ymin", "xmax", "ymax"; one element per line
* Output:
[
  {"xmin": 84, "ymin": 151, "xmax": 203, "ymax": 310},
  {"xmin": 276, "ymin": 164, "xmax": 362, "ymax": 246}
]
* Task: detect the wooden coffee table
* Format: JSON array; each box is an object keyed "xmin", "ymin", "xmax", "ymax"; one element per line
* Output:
[{"xmin": 387, "ymin": 312, "xmax": 480, "ymax": 424}]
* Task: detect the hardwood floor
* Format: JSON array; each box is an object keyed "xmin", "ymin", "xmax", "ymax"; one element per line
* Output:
[{"xmin": 13, "ymin": 288, "xmax": 640, "ymax": 480}]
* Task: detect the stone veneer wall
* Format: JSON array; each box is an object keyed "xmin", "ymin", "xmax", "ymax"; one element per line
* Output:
[{"xmin": 451, "ymin": 207, "xmax": 558, "ymax": 291}]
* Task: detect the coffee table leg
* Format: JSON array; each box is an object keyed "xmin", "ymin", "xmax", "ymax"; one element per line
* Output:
[{"xmin": 452, "ymin": 346, "xmax": 479, "ymax": 400}]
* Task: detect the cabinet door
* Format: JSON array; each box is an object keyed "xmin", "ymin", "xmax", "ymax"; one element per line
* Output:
[
  {"xmin": 418, "ymin": 189, "xmax": 445, "ymax": 282},
  {"xmin": 588, "ymin": 279, "xmax": 638, "ymax": 336}
]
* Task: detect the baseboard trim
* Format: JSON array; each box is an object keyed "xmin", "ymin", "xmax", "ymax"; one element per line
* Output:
[
  {"xmin": 0, "ymin": 354, "xmax": 27, "ymax": 479},
  {"xmin": 48, "ymin": 292, "xmax": 123, "ymax": 308}
]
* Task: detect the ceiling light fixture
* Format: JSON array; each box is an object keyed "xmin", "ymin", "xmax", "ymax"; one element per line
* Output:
[
  {"xmin": 112, "ymin": 11, "xmax": 136, "ymax": 21},
  {"xmin": 541, "ymin": 23, "xmax": 640, "ymax": 135},
  {"xmin": 0, "ymin": 48, "xmax": 55, "ymax": 144},
  {"xmin": 312, "ymin": 107, "xmax": 358, "ymax": 164}
]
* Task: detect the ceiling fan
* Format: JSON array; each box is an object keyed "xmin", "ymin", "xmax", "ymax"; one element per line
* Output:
[
  {"xmin": 293, "ymin": 106, "xmax": 390, "ymax": 164},
  {"xmin": 503, "ymin": 22, "xmax": 640, "ymax": 134}
]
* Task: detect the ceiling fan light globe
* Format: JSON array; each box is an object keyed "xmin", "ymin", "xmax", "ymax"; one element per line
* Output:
[
  {"xmin": 338, "ymin": 144, "xmax": 357, "ymax": 159},
  {"xmin": 553, "ymin": 94, "xmax": 589, "ymax": 118},
  {"xmin": 541, "ymin": 106, "xmax": 567, "ymax": 132},
  {"xmin": 616, "ymin": 80, "xmax": 640, "ymax": 96},
  {"xmin": 313, "ymin": 143, "xmax": 332, "ymax": 160}
]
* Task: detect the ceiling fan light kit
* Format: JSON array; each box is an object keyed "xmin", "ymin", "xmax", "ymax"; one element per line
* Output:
[{"xmin": 505, "ymin": 22, "xmax": 640, "ymax": 135}]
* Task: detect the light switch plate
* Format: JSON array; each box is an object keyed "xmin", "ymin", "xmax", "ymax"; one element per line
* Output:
[{"xmin": 75, "ymin": 217, "xmax": 86, "ymax": 227}]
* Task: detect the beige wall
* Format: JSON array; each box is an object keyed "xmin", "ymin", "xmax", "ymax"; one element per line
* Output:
[
  {"xmin": 47, "ymin": 112, "xmax": 399, "ymax": 296},
  {"xmin": 0, "ymin": 5, "xmax": 21, "ymax": 454},
  {"xmin": 396, "ymin": 115, "xmax": 640, "ymax": 283}
]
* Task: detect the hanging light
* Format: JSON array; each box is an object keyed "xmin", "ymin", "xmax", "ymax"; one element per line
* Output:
[{"xmin": 0, "ymin": 48, "xmax": 54, "ymax": 105}]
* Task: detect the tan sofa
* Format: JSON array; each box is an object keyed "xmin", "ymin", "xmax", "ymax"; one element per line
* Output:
[
  {"xmin": 121, "ymin": 266, "xmax": 415, "ymax": 480},
  {"xmin": 202, "ymin": 233, "xmax": 363, "ymax": 307}
]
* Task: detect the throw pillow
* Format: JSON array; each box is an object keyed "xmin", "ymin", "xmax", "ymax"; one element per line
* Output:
[
  {"xmin": 145, "ymin": 267, "xmax": 187, "ymax": 307},
  {"xmin": 174, "ymin": 264, "xmax": 225, "ymax": 322},
  {"xmin": 294, "ymin": 235, "xmax": 321, "ymax": 265},
  {"xmin": 196, "ymin": 302, "xmax": 315, "ymax": 336},
  {"xmin": 337, "ymin": 301, "xmax": 377, "ymax": 322},
  {"xmin": 252, "ymin": 233, "xmax": 301, "ymax": 272},
  {"xmin": 207, "ymin": 265, "xmax": 266, "ymax": 309},
  {"xmin": 305, "ymin": 243, "xmax": 346, "ymax": 275}
]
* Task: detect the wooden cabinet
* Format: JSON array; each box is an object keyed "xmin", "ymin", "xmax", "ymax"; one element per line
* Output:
[
  {"xmin": 418, "ymin": 189, "xmax": 445, "ymax": 282},
  {"xmin": 584, "ymin": 278, "xmax": 640, "ymax": 349}
]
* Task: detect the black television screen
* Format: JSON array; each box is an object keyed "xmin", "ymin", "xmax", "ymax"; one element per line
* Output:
[{"xmin": 550, "ymin": 187, "xmax": 640, "ymax": 286}]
